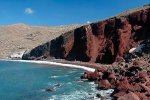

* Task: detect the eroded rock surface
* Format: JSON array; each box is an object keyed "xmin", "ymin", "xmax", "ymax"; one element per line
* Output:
[{"xmin": 23, "ymin": 5, "xmax": 150, "ymax": 64}]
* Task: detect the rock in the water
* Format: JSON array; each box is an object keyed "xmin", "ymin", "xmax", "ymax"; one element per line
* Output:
[
  {"xmin": 55, "ymin": 83, "xmax": 62, "ymax": 87},
  {"xmin": 83, "ymin": 71, "xmax": 100, "ymax": 81},
  {"xmin": 45, "ymin": 88, "xmax": 56, "ymax": 92},
  {"xmin": 96, "ymin": 93, "xmax": 101, "ymax": 98}
]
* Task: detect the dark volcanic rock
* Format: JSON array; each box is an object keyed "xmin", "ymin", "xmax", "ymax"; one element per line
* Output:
[
  {"xmin": 23, "ymin": 5, "xmax": 150, "ymax": 64},
  {"xmin": 45, "ymin": 88, "xmax": 56, "ymax": 92}
]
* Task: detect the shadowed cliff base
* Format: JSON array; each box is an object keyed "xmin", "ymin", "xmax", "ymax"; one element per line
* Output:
[{"xmin": 23, "ymin": 4, "xmax": 150, "ymax": 64}]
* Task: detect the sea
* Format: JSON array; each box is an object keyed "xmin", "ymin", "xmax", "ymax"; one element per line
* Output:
[{"xmin": 0, "ymin": 60, "xmax": 113, "ymax": 100}]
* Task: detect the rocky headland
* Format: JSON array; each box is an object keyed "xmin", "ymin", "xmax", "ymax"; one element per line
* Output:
[
  {"xmin": 21, "ymin": 4, "xmax": 150, "ymax": 100},
  {"xmin": 23, "ymin": 5, "xmax": 150, "ymax": 64}
]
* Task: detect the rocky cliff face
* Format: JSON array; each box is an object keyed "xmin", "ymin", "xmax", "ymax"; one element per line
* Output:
[{"xmin": 23, "ymin": 5, "xmax": 150, "ymax": 64}]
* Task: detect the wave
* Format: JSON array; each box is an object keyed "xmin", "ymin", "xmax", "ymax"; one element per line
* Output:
[
  {"xmin": 46, "ymin": 81, "xmax": 114, "ymax": 100},
  {"xmin": 49, "ymin": 76, "xmax": 60, "ymax": 78},
  {"xmin": 48, "ymin": 75, "xmax": 69, "ymax": 79}
]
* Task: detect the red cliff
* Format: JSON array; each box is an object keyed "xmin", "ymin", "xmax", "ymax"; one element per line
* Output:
[{"xmin": 23, "ymin": 5, "xmax": 150, "ymax": 64}]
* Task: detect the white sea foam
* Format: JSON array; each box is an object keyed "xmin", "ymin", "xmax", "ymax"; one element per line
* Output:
[
  {"xmin": 0, "ymin": 59, "xmax": 95, "ymax": 72},
  {"xmin": 49, "ymin": 81, "xmax": 113, "ymax": 100},
  {"xmin": 66, "ymin": 82, "xmax": 72, "ymax": 85},
  {"xmin": 49, "ymin": 76, "xmax": 60, "ymax": 78},
  {"xmin": 48, "ymin": 88, "xmax": 113, "ymax": 100}
]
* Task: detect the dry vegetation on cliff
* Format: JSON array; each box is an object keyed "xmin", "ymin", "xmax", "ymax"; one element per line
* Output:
[{"xmin": 0, "ymin": 23, "xmax": 81, "ymax": 58}]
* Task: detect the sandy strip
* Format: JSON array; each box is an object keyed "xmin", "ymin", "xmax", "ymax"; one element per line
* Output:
[{"xmin": 0, "ymin": 59, "xmax": 95, "ymax": 72}]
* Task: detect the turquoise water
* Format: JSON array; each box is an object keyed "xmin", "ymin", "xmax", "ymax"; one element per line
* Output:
[{"xmin": 0, "ymin": 61, "xmax": 111, "ymax": 100}]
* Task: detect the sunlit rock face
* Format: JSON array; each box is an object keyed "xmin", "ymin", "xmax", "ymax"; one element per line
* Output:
[{"xmin": 23, "ymin": 5, "xmax": 150, "ymax": 64}]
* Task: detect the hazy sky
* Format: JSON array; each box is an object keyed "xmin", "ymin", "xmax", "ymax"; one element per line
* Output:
[{"xmin": 0, "ymin": 0, "xmax": 149, "ymax": 26}]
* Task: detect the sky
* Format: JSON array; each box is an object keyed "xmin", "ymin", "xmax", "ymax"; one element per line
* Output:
[{"xmin": 0, "ymin": 0, "xmax": 149, "ymax": 26}]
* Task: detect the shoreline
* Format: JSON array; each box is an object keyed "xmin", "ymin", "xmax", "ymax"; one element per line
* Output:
[
  {"xmin": 0, "ymin": 59, "xmax": 95, "ymax": 72},
  {"xmin": 0, "ymin": 58, "xmax": 114, "ymax": 99}
]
